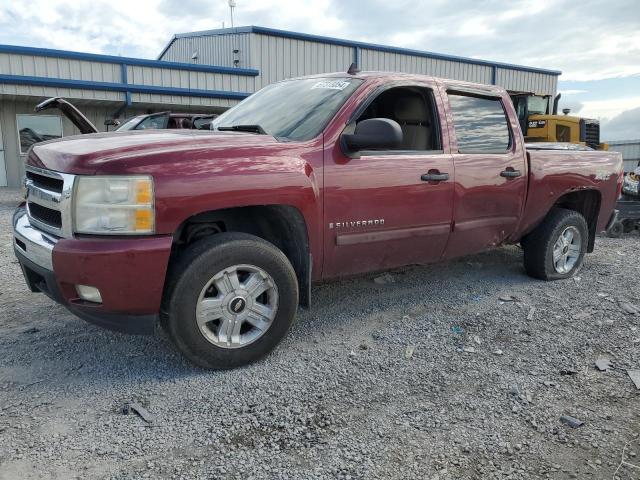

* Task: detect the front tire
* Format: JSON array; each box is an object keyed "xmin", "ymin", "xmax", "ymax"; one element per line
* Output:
[
  {"xmin": 163, "ymin": 233, "xmax": 299, "ymax": 369},
  {"xmin": 523, "ymin": 208, "xmax": 588, "ymax": 280}
]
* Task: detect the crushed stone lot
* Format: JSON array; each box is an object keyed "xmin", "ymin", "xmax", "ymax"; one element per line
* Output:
[{"xmin": 1, "ymin": 188, "xmax": 639, "ymax": 480}]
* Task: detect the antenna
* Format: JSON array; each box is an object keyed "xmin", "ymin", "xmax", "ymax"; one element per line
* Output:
[
  {"xmin": 228, "ymin": 0, "xmax": 236, "ymax": 28},
  {"xmin": 347, "ymin": 62, "xmax": 360, "ymax": 75}
]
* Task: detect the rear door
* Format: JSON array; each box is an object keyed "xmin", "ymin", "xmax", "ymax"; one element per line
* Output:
[
  {"xmin": 323, "ymin": 82, "xmax": 455, "ymax": 278},
  {"xmin": 442, "ymin": 89, "xmax": 527, "ymax": 258}
]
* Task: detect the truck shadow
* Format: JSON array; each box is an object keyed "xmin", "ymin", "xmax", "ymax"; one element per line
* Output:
[
  {"xmin": 7, "ymin": 240, "xmax": 618, "ymax": 392},
  {"xmin": 4, "ymin": 245, "xmax": 545, "ymax": 388}
]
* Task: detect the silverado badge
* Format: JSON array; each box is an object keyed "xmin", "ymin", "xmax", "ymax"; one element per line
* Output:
[{"xmin": 329, "ymin": 219, "xmax": 385, "ymax": 229}]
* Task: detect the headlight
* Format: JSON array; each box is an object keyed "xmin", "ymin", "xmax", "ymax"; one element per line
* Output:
[{"xmin": 74, "ymin": 176, "xmax": 155, "ymax": 234}]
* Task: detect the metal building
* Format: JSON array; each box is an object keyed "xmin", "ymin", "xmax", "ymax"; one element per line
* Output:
[
  {"xmin": 159, "ymin": 26, "xmax": 561, "ymax": 96},
  {"xmin": 0, "ymin": 26, "xmax": 561, "ymax": 188},
  {"xmin": 0, "ymin": 44, "xmax": 256, "ymax": 187},
  {"xmin": 608, "ymin": 140, "xmax": 640, "ymax": 172}
]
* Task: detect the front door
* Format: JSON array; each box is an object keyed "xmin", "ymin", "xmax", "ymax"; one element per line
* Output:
[
  {"xmin": 322, "ymin": 83, "xmax": 454, "ymax": 278},
  {"xmin": 442, "ymin": 90, "xmax": 527, "ymax": 259},
  {"xmin": 0, "ymin": 111, "xmax": 7, "ymax": 187}
]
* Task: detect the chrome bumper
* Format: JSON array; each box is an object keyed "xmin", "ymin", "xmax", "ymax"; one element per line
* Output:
[{"xmin": 13, "ymin": 207, "xmax": 58, "ymax": 271}]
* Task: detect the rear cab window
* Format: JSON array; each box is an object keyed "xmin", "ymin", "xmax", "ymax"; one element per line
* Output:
[{"xmin": 447, "ymin": 93, "xmax": 511, "ymax": 153}]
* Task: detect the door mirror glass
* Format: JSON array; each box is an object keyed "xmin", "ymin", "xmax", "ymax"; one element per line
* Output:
[{"xmin": 342, "ymin": 118, "xmax": 402, "ymax": 152}]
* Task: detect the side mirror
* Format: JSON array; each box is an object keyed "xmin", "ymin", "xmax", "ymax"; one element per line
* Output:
[
  {"xmin": 104, "ymin": 119, "xmax": 121, "ymax": 127},
  {"xmin": 341, "ymin": 118, "xmax": 402, "ymax": 154}
]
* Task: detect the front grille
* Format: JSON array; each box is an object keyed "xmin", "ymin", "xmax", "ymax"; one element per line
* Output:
[
  {"xmin": 24, "ymin": 165, "xmax": 74, "ymax": 237},
  {"xmin": 580, "ymin": 119, "xmax": 600, "ymax": 149},
  {"xmin": 28, "ymin": 203, "xmax": 62, "ymax": 229},
  {"xmin": 26, "ymin": 171, "xmax": 63, "ymax": 193},
  {"xmin": 584, "ymin": 121, "xmax": 600, "ymax": 149}
]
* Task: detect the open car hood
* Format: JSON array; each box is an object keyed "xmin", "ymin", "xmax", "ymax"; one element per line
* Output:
[{"xmin": 35, "ymin": 97, "xmax": 99, "ymax": 134}]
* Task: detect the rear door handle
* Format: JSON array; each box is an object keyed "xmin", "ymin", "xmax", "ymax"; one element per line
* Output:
[
  {"xmin": 421, "ymin": 173, "xmax": 449, "ymax": 182},
  {"xmin": 500, "ymin": 169, "xmax": 522, "ymax": 178}
]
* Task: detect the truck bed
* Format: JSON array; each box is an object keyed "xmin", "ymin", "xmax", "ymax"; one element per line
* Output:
[{"xmin": 520, "ymin": 148, "xmax": 624, "ymax": 238}]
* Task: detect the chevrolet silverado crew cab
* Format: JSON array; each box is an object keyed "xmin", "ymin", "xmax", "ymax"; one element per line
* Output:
[{"xmin": 13, "ymin": 72, "xmax": 623, "ymax": 369}]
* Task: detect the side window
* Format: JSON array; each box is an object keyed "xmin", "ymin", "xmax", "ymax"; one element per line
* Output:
[
  {"xmin": 356, "ymin": 86, "xmax": 441, "ymax": 152},
  {"xmin": 448, "ymin": 94, "xmax": 511, "ymax": 153},
  {"xmin": 135, "ymin": 113, "xmax": 169, "ymax": 130}
]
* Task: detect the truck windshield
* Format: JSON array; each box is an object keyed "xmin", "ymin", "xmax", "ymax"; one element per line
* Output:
[{"xmin": 211, "ymin": 77, "xmax": 363, "ymax": 141}]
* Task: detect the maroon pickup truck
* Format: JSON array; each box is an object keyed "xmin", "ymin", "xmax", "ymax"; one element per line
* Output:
[{"xmin": 13, "ymin": 72, "xmax": 623, "ymax": 369}]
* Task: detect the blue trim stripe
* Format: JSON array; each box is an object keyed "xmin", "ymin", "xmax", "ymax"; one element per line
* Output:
[
  {"xmin": 0, "ymin": 44, "xmax": 259, "ymax": 77},
  {"xmin": 163, "ymin": 25, "xmax": 562, "ymax": 77},
  {"xmin": 120, "ymin": 64, "xmax": 132, "ymax": 106},
  {"xmin": 0, "ymin": 74, "xmax": 251, "ymax": 100}
]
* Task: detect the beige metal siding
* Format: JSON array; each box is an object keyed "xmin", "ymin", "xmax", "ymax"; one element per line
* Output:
[
  {"xmin": 250, "ymin": 33, "xmax": 354, "ymax": 89},
  {"xmin": 495, "ymin": 67, "xmax": 557, "ymax": 96},
  {"xmin": 161, "ymin": 34, "xmax": 251, "ymax": 69},
  {"xmin": 0, "ymin": 52, "xmax": 124, "ymax": 101},
  {"xmin": 129, "ymin": 92, "xmax": 239, "ymax": 110},
  {"xmin": 359, "ymin": 48, "xmax": 493, "ymax": 84},
  {"xmin": 609, "ymin": 141, "xmax": 640, "ymax": 172},
  {"xmin": 0, "ymin": 52, "xmax": 121, "ymax": 82},
  {"xmin": 126, "ymin": 65, "xmax": 254, "ymax": 93},
  {"xmin": 161, "ymin": 31, "xmax": 558, "ymax": 97},
  {"xmin": 0, "ymin": 82, "xmax": 123, "ymax": 102}
]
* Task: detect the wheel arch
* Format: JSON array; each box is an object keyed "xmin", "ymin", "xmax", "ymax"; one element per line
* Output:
[
  {"xmin": 171, "ymin": 204, "xmax": 312, "ymax": 307},
  {"xmin": 552, "ymin": 189, "xmax": 601, "ymax": 252}
]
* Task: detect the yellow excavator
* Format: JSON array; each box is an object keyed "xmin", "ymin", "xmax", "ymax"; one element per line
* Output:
[{"xmin": 510, "ymin": 93, "xmax": 608, "ymax": 150}]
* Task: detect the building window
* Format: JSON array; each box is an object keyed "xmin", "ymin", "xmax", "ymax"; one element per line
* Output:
[
  {"xmin": 447, "ymin": 94, "xmax": 511, "ymax": 153},
  {"xmin": 16, "ymin": 114, "xmax": 63, "ymax": 155}
]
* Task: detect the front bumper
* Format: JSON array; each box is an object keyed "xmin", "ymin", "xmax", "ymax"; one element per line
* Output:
[{"xmin": 13, "ymin": 208, "xmax": 173, "ymax": 334}]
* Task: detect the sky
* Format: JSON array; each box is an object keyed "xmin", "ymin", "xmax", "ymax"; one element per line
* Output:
[{"xmin": 0, "ymin": 0, "xmax": 638, "ymax": 140}]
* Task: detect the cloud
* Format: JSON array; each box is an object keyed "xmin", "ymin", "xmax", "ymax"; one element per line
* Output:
[
  {"xmin": 559, "ymin": 90, "xmax": 588, "ymax": 95},
  {"xmin": 577, "ymin": 96, "xmax": 640, "ymax": 121},
  {"xmin": 560, "ymin": 100, "xmax": 584, "ymax": 115},
  {"xmin": 601, "ymin": 107, "xmax": 640, "ymax": 141},
  {"xmin": 1, "ymin": 0, "xmax": 638, "ymax": 125},
  {"xmin": 0, "ymin": 0, "xmax": 638, "ymax": 82}
]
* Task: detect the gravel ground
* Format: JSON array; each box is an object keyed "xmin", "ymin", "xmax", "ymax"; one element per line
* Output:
[{"xmin": 1, "ymin": 188, "xmax": 639, "ymax": 480}]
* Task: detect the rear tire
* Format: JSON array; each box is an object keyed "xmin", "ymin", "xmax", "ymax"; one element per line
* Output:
[
  {"xmin": 163, "ymin": 233, "xmax": 299, "ymax": 369},
  {"xmin": 606, "ymin": 221, "xmax": 624, "ymax": 238},
  {"xmin": 523, "ymin": 208, "xmax": 588, "ymax": 280}
]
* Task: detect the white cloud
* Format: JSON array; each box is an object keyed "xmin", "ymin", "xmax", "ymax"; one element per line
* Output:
[
  {"xmin": 1, "ymin": 0, "xmax": 639, "ymax": 125},
  {"xmin": 457, "ymin": 18, "xmax": 494, "ymax": 37},
  {"xmin": 576, "ymin": 96, "xmax": 640, "ymax": 121},
  {"xmin": 559, "ymin": 89, "xmax": 588, "ymax": 95}
]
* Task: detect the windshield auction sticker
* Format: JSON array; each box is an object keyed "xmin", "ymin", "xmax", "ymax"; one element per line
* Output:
[{"xmin": 311, "ymin": 80, "xmax": 351, "ymax": 90}]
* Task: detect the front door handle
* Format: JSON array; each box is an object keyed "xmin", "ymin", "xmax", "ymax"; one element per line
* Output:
[
  {"xmin": 421, "ymin": 172, "xmax": 449, "ymax": 182},
  {"xmin": 500, "ymin": 169, "xmax": 522, "ymax": 178}
]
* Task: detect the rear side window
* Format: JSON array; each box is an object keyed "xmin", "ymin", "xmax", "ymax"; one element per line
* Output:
[{"xmin": 448, "ymin": 94, "xmax": 511, "ymax": 153}]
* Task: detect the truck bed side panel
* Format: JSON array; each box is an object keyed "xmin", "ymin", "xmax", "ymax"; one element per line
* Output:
[{"xmin": 518, "ymin": 149, "xmax": 623, "ymax": 238}]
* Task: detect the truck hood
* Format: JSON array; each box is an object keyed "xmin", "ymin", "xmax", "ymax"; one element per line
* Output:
[{"xmin": 28, "ymin": 130, "xmax": 282, "ymax": 175}]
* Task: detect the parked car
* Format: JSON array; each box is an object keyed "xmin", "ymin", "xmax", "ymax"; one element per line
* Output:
[
  {"xmin": 606, "ymin": 166, "xmax": 640, "ymax": 237},
  {"xmin": 35, "ymin": 97, "xmax": 217, "ymax": 133},
  {"xmin": 116, "ymin": 112, "xmax": 217, "ymax": 131},
  {"xmin": 15, "ymin": 72, "xmax": 623, "ymax": 369}
]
